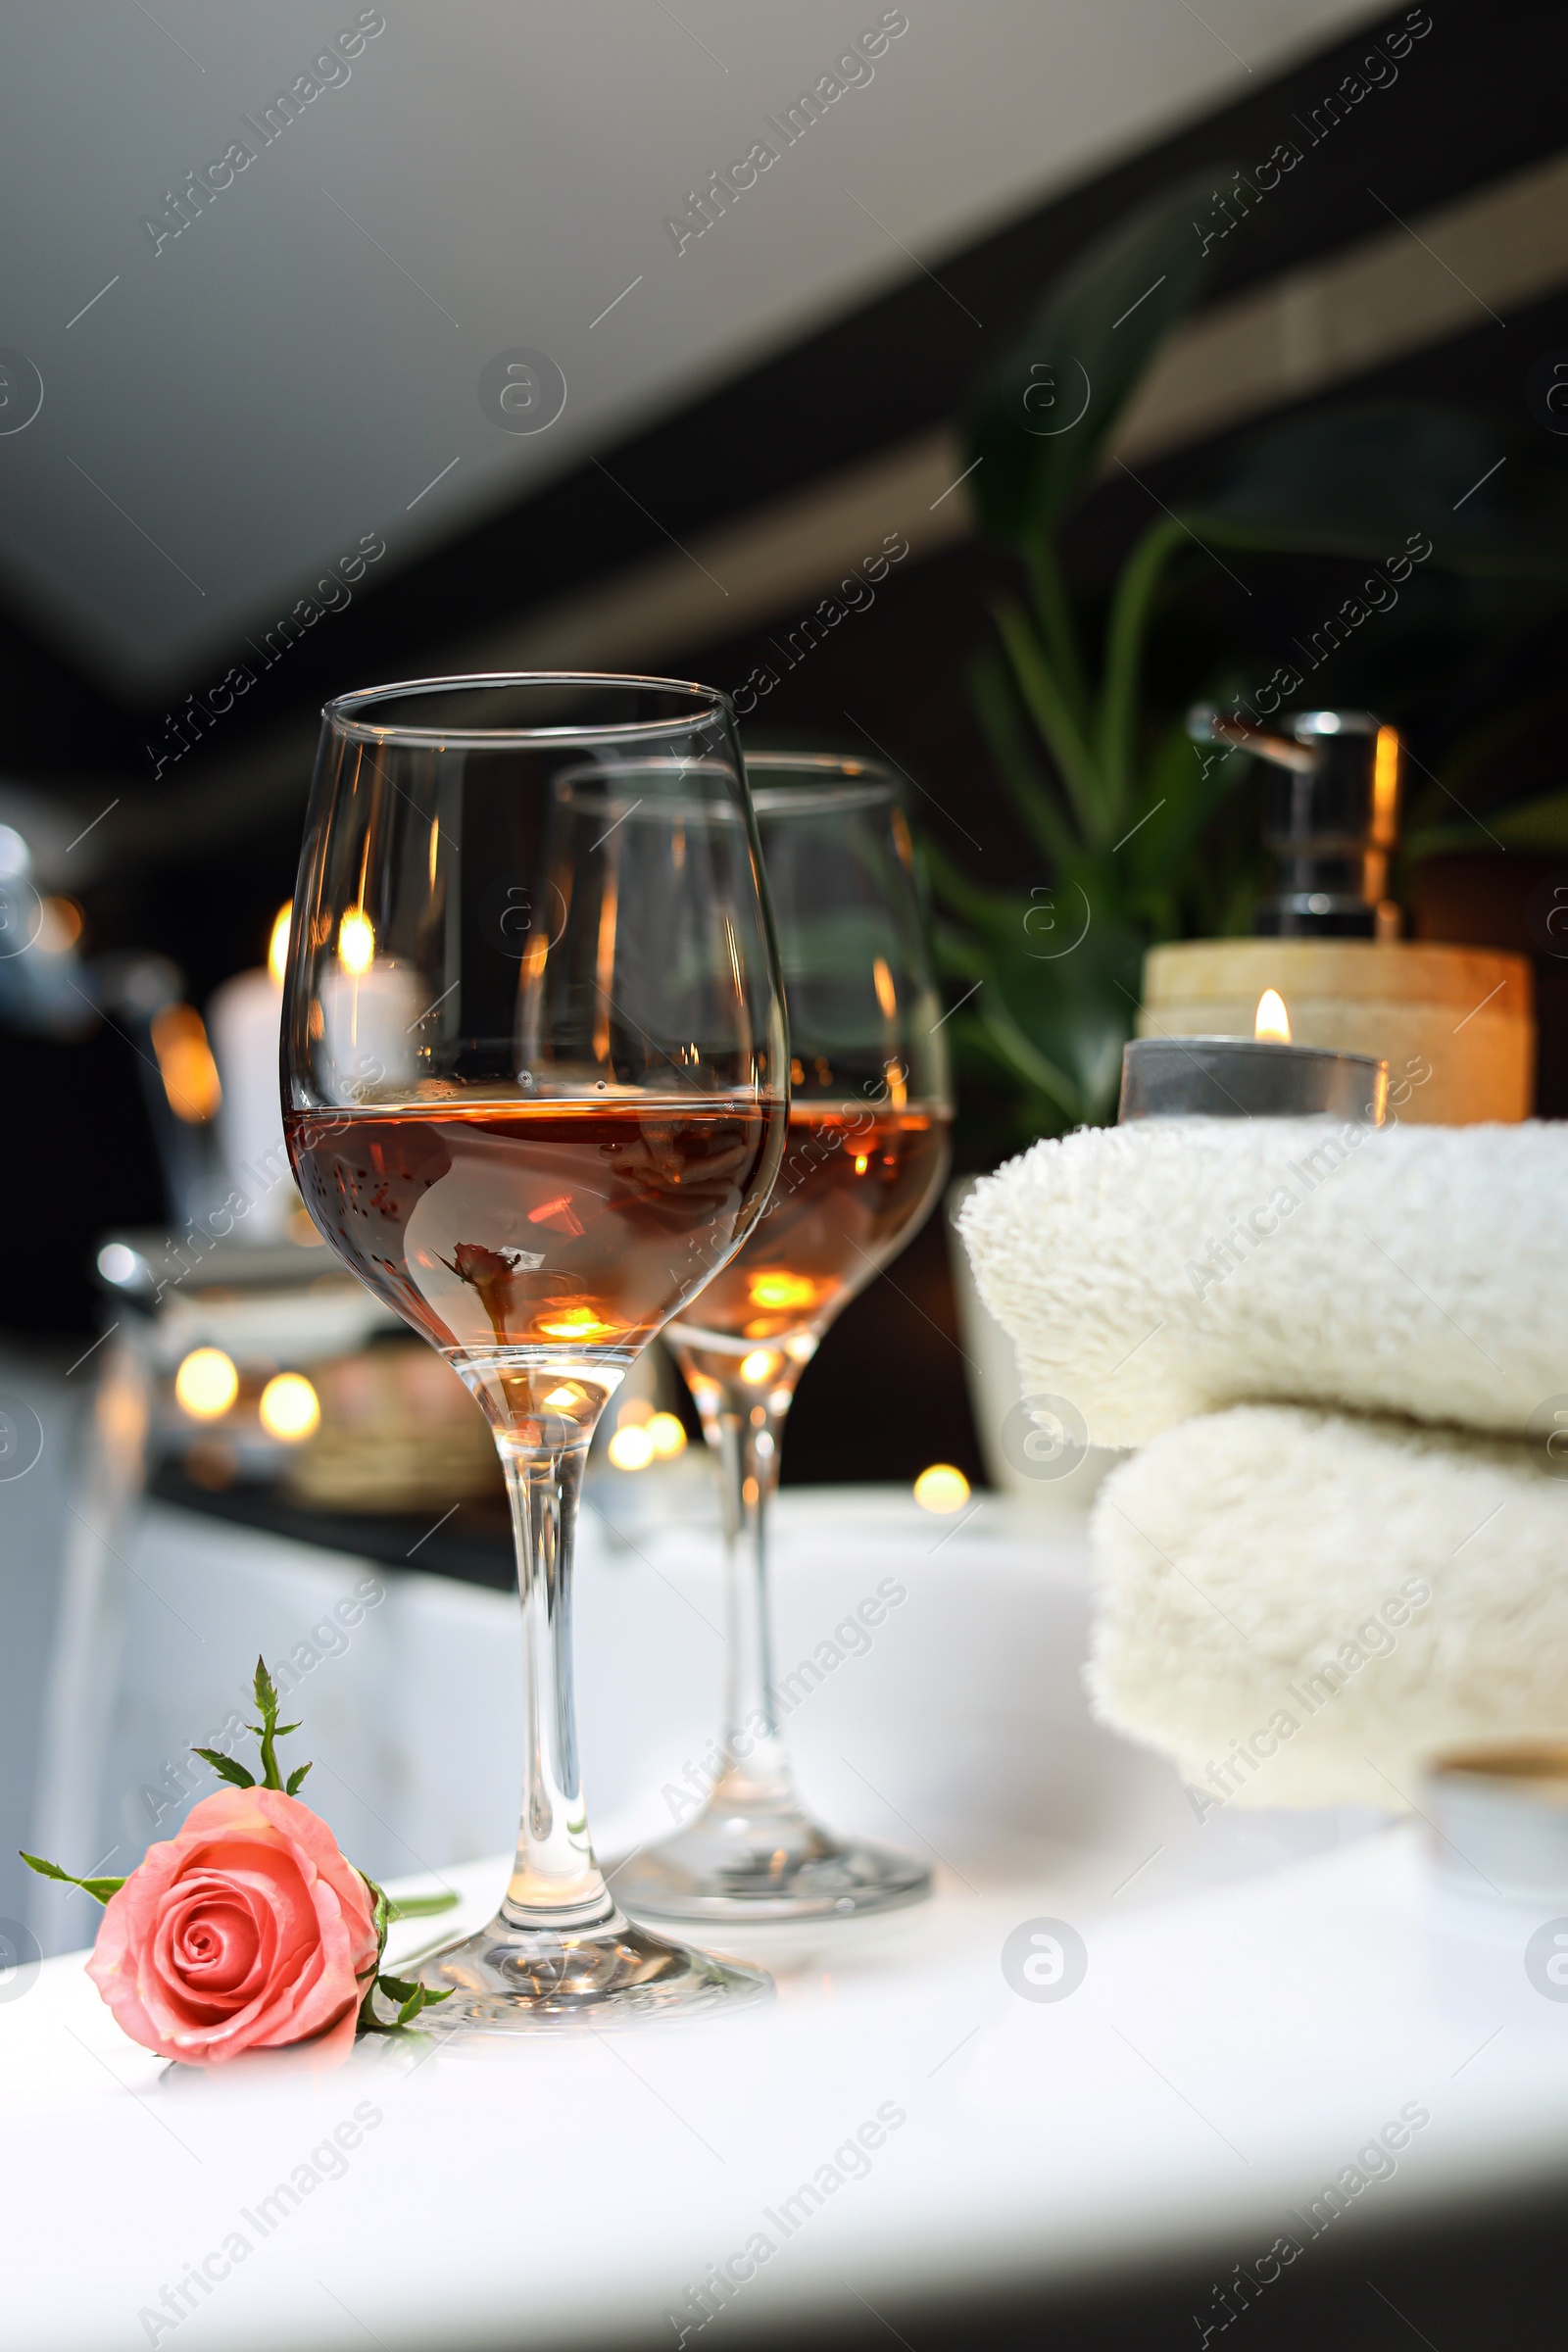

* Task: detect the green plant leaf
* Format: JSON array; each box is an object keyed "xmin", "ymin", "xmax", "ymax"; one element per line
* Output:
[
  {"xmin": 284, "ymin": 1762, "xmax": 312, "ymax": 1795},
  {"xmin": 254, "ymin": 1655, "xmax": 283, "ymax": 1790},
  {"xmin": 355, "ymin": 1869, "xmax": 391, "ymax": 2034},
  {"xmin": 360, "ymin": 1868, "xmax": 390, "ymax": 1965},
  {"xmin": 965, "ymin": 167, "xmax": 1228, "ymax": 550},
  {"xmin": 1023, "ymin": 538, "xmax": 1091, "ymax": 727},
  {"xmin": 992, "ymin": 596, "xmax": 1104, "ymax": 842},
  {"xmin": 976, "ymin": 995, "xmax": 1093, "ymax": 1125},
  {"xmin": 1125, "ymin": 720, "xmax": 1251, "ymax": 885},
  {"xmin": 374, "ymin": 1974, "xmax": 424, "ymax": 2006},
  {"xmin": 384, "ymin": 1891, "xmax": 460, "ymax": 1923},
  {"xmin": 932, "ymin": 922, "xmax": 990, "ymax": 984},
  {"xmin": 923, "ymin": 840, "xmax": 1028, "ymax": 937},
  {"xmin": 1189, "ymin": 405, "xmax": 1568, "ymax": 580},
  {"xmin": 190, "ymin": 1747, "xmax": 259, "ymax": 1790},
  {"xmin": 243, "ymin": 1657, "xmax": 312, "ymax": 1791},
  {"xmin": 20, "ymin": 1852, "xmax": 126, "ymax": 1903},
  {"xmin": 989, "ymin": 892, "xmax": 1146, "ymax": 1123},
  {"xmin": 355, "ymin": 1970, "xmax": 456, "ymax": 2034},
  {"xmin": 968, "ymin": 644, "xmax": 1085, "ymax": 871},
  {"xmin": 1406, "ymin": 783, "xmax": 1568, "ymax": 860},
  {"xmin": 1096, "ymin": 514, "xmax": 1189, "ymax": 813}
]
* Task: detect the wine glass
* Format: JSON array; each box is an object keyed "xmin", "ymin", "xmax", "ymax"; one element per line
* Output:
[
  {"xmin": 612, "ymin": 754, "xmax": 953, "ymax": 1922},
  {"xmin": 281, "ymin": 674, "xmax": 787, "ymax": 2028}
]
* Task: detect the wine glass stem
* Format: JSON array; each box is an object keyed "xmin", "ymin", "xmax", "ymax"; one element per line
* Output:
[
  {"xmin": 496, "ymin": 1438, "xmax": 614, "ymax": 1932},
  {"xmin": 712, "ymin": 1386, "xmax": 797, "ymax": 1810}
]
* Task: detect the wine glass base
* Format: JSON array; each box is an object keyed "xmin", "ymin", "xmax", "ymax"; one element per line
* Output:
[
  {"xmin": 414, "ymin": 1907, "xmax": 771, "ymax": 2031},
  {"xmin": 612, "ymin": 1810, "xmax": 933, "ymax": 1924}
]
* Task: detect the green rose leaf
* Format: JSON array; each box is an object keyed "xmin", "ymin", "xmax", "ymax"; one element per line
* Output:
[
  {"xmin": 20, "ymin": 1852, "xmax": 127, "ymax": 1904},
  {"xmin": 190, "ymin": 1747, "xmax": 259, "ymax": 1790},
  {"xmin": 384, "ymin": 1891, "xmax": 459, "ymax": 1922}
]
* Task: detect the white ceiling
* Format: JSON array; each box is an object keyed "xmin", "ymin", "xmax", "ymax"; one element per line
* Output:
[{"xmin": 0, "ymin": 0, "xmax": 1384, "ymax": 692}]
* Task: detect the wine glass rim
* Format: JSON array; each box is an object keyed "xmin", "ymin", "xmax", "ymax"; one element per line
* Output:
[
  {"xmin": 744, "ymin": 751, "xmax": 898, "ymax": 813},
  {"xmin": 744, "ymin": 751, "xmax": 895, "ymax": 782},
  {"xmin": 323, "ymin": 671, "xmax": 731, "ymax": 747}
]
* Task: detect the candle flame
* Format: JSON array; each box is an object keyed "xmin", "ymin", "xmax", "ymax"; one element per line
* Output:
[
  {"xmin": 337, "ymin": 908, "xmax": 375, "ymax": 976},
  {"xmin": 1372, "ymin": 726, "xmax": 1400, "ymax": 848},
  {"xmin": 1254, "ymin": 989, "xmax": 1291, "ymax": 1044},
  {"xmin": 268, "ymin": 904, "xmax": 291, "ymax": 988},
  {"xmin": 151, "ymin": 1004, "xmax": 222, "ymax": 1122}
]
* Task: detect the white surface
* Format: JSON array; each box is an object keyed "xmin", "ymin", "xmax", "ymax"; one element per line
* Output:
[
  {"xmin": 7, "ymin": 1487, "xmax": 1568, "ymax": 2350},
  {"xmin": 1, "ymin": 0, "xmax": 1389, "ymax": 688}
]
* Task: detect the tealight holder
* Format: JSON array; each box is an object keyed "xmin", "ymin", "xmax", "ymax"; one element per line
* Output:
[
  {"xmin": 1120, "ymin": 980, "xmax": 1387, "ymax": 1124},
  {"xmin": 1118, "ymin": 1034, "xmax": 1388, "ymax": 1123}
]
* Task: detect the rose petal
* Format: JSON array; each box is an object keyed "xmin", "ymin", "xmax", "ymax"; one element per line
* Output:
[
  {"xmin": 165, "ymin": 1891, "xmax": 261, "ymax": 1992},
  {"xmin": 145, "ymin": 1869, "xmax": 279, "ymax": 2031},
  {"xmin": 86, "ymin": 1785, "xmax": 379, "ymax": 2064}
]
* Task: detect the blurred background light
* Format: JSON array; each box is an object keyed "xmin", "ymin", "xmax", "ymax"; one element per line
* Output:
[
  {"xmin": 750, "ymin": 1274, "xmax": 816, "ymax": 1312},
  {"xmin": 148, "ymin": 1005, "xmax": 221, "ymax": 1124},
  {"xmin": 913, "ymin": 1463, "xmax": 970, "ymax": 1513},
  {"xmin": 173, "ymin": 1348, "xmax": 239, "ymax": 1420},
  {"xmin": 608, "ymin": 1423, "xmax": 657, "ymax": 1472},
  {"xmin": 34, "ymin": 899, "xmax": 83, "ymax": 956},
  {"xmin": 258, "ymin": 1371, "xmax": 320, "ymax": 1443}
]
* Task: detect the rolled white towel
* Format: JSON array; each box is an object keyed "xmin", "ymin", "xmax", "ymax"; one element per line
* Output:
[
  {"xmin": 1089, "ymin": 1403, "xmax": 1568, "ymax": 1809},
  {"xmin": 958, "ymin": 1117, "xmax": 1568, "ymax": 1447}
]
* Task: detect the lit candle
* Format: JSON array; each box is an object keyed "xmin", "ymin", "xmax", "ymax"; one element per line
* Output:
[
  {"xmin": 1118, "ymin": 989, "xmax": 1388, "ymax": 1122},
  {"xmin": 317, "ymin": 908, "xmax": 419, "ymax": 1102},
  {"xmin": 207, "ymin": 906, "xmax": 291, "ymax": 1236},
  {"xmin": 1141, "ymin": 938, "xmax": 1532, "ymax": 1125}
]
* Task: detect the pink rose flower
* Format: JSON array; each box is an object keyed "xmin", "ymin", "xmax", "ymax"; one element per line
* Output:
[{"xmin": 86, "ymin": 1787, "xmax": 379, "ymax": 2065}]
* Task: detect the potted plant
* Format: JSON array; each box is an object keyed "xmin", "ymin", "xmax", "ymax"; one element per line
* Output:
[{"xmin": 935, "ymin": 174, "xmax": 1568, "ymax": 1488}]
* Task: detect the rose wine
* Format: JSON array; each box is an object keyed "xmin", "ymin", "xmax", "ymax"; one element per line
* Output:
[
  {"xmin": 285, "ymin": 1097, "xmax": 783, "ymax": 1362},
  {"xmin": 668, "ymin": 1102, "xmax": 950, "ymax": 1348}
]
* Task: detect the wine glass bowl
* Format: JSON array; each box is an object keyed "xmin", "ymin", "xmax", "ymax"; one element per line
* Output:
[
  {"xmin": 612, "ymin": 754, "xmax": 954, "ymax": 1924},
  {"xmin": 282, "ymin": 674, "xmax": 787, "ymax": 2026}
]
